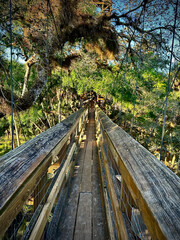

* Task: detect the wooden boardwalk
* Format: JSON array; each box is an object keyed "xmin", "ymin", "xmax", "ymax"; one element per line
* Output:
[
  {"xmin": 1, "ymin": 106, "xmax": 180, "ymax": 240},
  {"xmin": 46, "ymin": 108, "xmax": 108, "ymax": 240}
]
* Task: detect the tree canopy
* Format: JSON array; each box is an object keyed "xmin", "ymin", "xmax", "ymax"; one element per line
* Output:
[{"xmin": 0, "ymin": 0, "xmax": 179, "ymax": 115}]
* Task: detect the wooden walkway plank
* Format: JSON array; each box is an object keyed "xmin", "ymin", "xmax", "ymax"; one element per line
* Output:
[
  {"xmin": 49, "ymin": 108, "xmax": 108, "ymax": 240},
  {"xmin": 74, "ymin": 192, "xmax": 92, "ymax": 240},
  {"xmin": 91, "ymin": 115, "xmax": 108, "ymax": 240},
  {"xmin": 81, "ymin": 141, "xmax": 92, "ymax": 193},
  {"xmin": 53, "ymin": 144, "xmax": 86, "ymax": 240}
]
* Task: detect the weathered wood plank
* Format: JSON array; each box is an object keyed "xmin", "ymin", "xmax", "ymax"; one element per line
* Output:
[
  {"xmin": 96, "ymin": 107, "xmax": 180, "ymax": 240},
  {"xmin": 81, "ymin": 142, "xmax": 92, "ymax": 192},
  {"xmin": 74, "ymin": 192, "xmax": 92, "ymax": 240},
  {"xmin": 54, "ymin": 143, "xmax": 85, "ymax": 240},
  {"xmin": 49, "ymin": 107, "xmax": 107, "ymax": 240},
  {"xmin": 0, "ymin": 108, "xmax": 86, "ymax": 237}
]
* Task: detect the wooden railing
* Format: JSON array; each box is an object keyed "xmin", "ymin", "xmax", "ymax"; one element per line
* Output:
[
  {"xmin": 95, "ymin": 106, "xmax": 180, "ymax": 240},
  {"xmin": 0, "ymin": 108, "xmax": 88, "ymax": 239}
]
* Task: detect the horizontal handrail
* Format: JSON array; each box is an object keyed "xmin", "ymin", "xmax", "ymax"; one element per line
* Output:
[
  {"xmin": 96, "ymin": 106, "xmax": 180, "ymax": 240},
  {"xmin": 0, "ymin": 108, "xmax": 88, "ymax": 237}
]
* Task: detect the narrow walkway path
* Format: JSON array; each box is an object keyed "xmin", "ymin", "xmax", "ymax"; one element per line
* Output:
[{"xmin": 51, "ymin": 108, "xmax": 108, "ymax": 240}]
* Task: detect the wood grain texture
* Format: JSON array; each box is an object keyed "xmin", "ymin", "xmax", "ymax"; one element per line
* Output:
[
  {"xmin": 51, "ymin": 108, "xmax": 107, "ymax": 240},
  {"xmin": 0, "ymin": 108, "xmax": 85, "ymax": 236},
  {"xmin": 74, "ymin": 192, "xmax": 92, "ymax": 240},
  {"xmin": 81, "ymin": 142, "xmax": 92, "ymax": 192},
  {"xmin": 54, "ymin": 143, "xmax": 85, "ymax": 240},
  {"xmin": 96, "ymin": 107, "xmax": 180, "ymax": 240}
]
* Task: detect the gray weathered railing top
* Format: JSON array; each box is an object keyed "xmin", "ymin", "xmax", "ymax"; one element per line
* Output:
[
  {"xmin": 96, "ymin": 107, "xmax": 180, "ymax": 240},
  {"xmin": 0, "ymin": 108, "xmax": 85, "ymax": 212}
]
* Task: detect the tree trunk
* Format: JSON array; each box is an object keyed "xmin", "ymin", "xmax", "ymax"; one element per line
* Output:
[
  {"xmin": 14, "ymin": 119, "xmax": 20, "ymax": 147},
  {"xmin": 21, "ymin": 64, "xmax": 31, "ymax": 97},
  {"xmin": 21, "ymin": 55, "xmax": 36, "ymax": 97}
]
